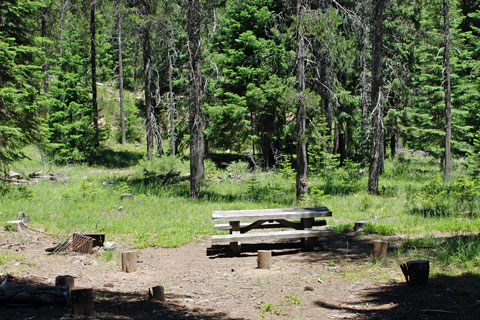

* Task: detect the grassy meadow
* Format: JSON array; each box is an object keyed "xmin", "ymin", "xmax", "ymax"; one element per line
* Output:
[{"xmin": 1, "ymin": 143, "xmax": 480, "ymax": 276}]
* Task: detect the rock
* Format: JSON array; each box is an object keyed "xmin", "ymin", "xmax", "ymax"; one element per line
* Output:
[{"xmin": 103, "ymin": 242, "xmax": 117, "ymax": 250}]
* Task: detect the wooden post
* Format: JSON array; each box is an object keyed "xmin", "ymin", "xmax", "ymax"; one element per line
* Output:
[
  {"xmin": 400, "ymin": 260, "xmax": 429, "ymax": 286},
  {"xmin": 121, "ymin": 251, "xmax": 137, "ymax": 273},
  {"xmin": 229, "ymin": 221, "xmax": 241, "ymax": 256},
  {"xmin": 71, "ymin": 288, "xmax": 94, "ymax": 318},
  {"xmin": 372, "ymin": 240, "xmax": 388, "ymax": 260},
  {"xmin": 55, "ymin": 275, "xmax": 75, "ymax": 293},
  {"xmin": 301, "ymin": 218, "xmax": 316, "ymax": 250},
  {"xmin": 257, "ymin": 250, "xmax": 272, "ymax": 269},
  {"xmin": 151, "ymin": 285, "xmax": 165, "ymax": 302}
]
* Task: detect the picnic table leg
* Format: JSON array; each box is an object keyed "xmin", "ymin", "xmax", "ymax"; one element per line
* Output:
[
  {"xmin": 229, "ymin": 221, "xmax": 241, "ymax": 256},
  {"xmin": 301, "ymin": 218, "xmax": 316, "ymax": 251}
]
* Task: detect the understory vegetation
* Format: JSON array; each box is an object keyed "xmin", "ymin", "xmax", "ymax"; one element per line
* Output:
[{"xmin": 1, "ymin": 146, "xmax": 479, "ymax": 275}]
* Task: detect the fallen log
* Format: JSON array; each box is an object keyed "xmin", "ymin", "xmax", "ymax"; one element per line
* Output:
[{"xmin": 0, "ymin": 283, "xmax": 68, "ymax": 306}]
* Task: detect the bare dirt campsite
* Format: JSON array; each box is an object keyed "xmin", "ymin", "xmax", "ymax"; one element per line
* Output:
[{"xmin": 1, "ymin": 227, "xmax": 479, "ymax": 320}]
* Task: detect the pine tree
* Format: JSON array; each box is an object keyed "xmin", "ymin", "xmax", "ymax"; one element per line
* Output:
[{"xmin": 0, "ymin": 0, "xmax": 43, "ymax": 172}]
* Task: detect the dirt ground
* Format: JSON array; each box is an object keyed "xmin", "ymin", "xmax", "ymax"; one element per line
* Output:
[{"xmin": 1, "ymin": 229, "xmax": 479, "ymax": 320}]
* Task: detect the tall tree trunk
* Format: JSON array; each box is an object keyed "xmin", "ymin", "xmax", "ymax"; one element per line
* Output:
[
  {"xmin": 359, "ymin": 0, "xmax": 372, "ymax": 164},
  {"xmin": 319, "ymin": 0, "xmax": 334, "ymax": 154},
  {"xmin": 116, "ymin": 0, "xmax": 126, "ymax": 145},
  {"xmin": 133, "ymin": 39, "xmax": 139, "ymax": 94},
  {"xmin": 165, "ymin": 4, "xmax": 176, "ymax": 156},
  {"xmin": 443, "ymin": 0, "xmax": 452, "ymax": 183},
  {"xmin": 296, "ymin": 0, "xmax": 308, "ymax": 200},
  {"xmin": 367, "ymin": 0, "xmax": 387, "ymax": 194},
  {"xmin": 142, "ymin": 22, "xmax": 154, "ymax": 159},
  {"xmin": 90, "ymin": 0, "xmax": 99, "ymax": 147},
  {"xmin": 187, "ymin": 0, "xmax": 205, "ymax": 198}
]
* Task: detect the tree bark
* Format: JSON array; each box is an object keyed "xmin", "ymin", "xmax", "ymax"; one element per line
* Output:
[
  {"xmin": 90, "ymin": 0, "xmax": 99, "ymax": 147},
  {"xmin": 360, "ymin": 0, "xmax": 372, "ymax": 164},
  {"xmin": 319, "ymin": 0, "xmax": 334, "ymax": 153},
  {"xmin": 187, "ymin": 0, "xmax": 205, "ymax": 199},
  {"xmin": 165, "ymin": 3, "xmax": 176, "ymax": 156},
  {"xmin": 142, "ymin": 19, "xmax": 154, "ymax": 159},
  {"xmin": 443, "ymin": 0, "xmax": 452, "ymax": 183},
  {"xmin": 296, "ymin": 0, "xmax": 308, "ymax": 200},
  {"xmin": 116, "ymin": 0, "xmax": 126, "ymax": 145},
  {"xmin": 367, "ymin": 0, "xmax": 387, "ymax": 194}
]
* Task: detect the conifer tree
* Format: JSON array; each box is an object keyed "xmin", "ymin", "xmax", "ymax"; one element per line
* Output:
[{"xmin": 0, "ymin": 0, "xmax": 43, "ymax": 171}]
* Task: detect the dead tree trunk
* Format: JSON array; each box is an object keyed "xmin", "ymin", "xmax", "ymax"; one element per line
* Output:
[
  {"xmin": 90, "ymin": 0, "xmax": 99, "ymax": 147},
  {"xmin": 359, "ymin": 0, "xmax": 372, "ymax": 164},
  {"xmin": 187, "ymin": 0, "xmax": 205, "ymax": 198},
  {"xmin": 319, "ymin": 0, "xmax": 334, "ymax": 154},
  {"xmin": 296, "ymin": 0, "xmax": 308, "ymax": 200},
  {"xmin": 117, "ymin": 0, "xmax": 126, "ymax": 145},
  {"xmin": 165, "ymin": 3, "xmax": 176, "ymax": 156},
  {"xmin": 443, "ymin": 0, "xmax": 452, "ymax": 183},
  {"xmin": 367, "ymin": 0, "xmax": 387, "ymax": 194},
  {"xmin": 142, "ymin": 21, "xmax": 154, "ymax": 159}
]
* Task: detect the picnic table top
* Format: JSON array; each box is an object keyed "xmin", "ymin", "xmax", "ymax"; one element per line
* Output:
[{"xmin": 212, "ymin": 207, "xmax": 332, "ymax": 222}]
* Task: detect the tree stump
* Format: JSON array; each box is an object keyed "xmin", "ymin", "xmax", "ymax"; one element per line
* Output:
[
  {"xmin": 354, "ymin": 221, "xmax": 368, "ymax": 232},
  {"xmin": 55, "ymin": 275, "xmax": 75, "ymax": 293},
  {"xmin": 71, "ymin": 288, "xmax": 94, "ymax": 318},
  {"xmin": 151, "ymin": 285, "xmax": 165, "ymax": 302},
  {"xmin": 121, "ymin": 251, "xmax": 137, "ymax": 273},
  {"xmin": 257, "ymin": 250, "xmax": 272, "ymax": 269},
  {"xmin": 400, "ymin": 260, "xmax": 429, "ymax": 286},
  {"xmin": 372, "ymin": 240, "xmax": 388, "ymax": 260}
]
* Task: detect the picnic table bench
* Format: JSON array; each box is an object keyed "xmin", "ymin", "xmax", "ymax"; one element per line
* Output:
[{"xmin": 211, "ymin": 207, "xmax": 334, "ymax": 255}]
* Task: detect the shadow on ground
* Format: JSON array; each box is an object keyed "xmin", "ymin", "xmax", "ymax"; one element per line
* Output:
[
  {"xmin": 0, "ymin": 280, "xmax": 247, "ymax": 320},
  {"xmin": 208, "ymin": 232, "xmax": 376, "ymax": 262},
  {"xmin": 314, "ymin": 273, "xmax": 480, "ymax": 319},
  {"xmin": 91, "ymin": 148, "xmax": 143, "ymax": 168}
]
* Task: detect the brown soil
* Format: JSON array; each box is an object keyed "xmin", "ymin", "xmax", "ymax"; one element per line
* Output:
[{"xmin": 1, "ymin": 230, "xmax": 479, "ymax": 319}]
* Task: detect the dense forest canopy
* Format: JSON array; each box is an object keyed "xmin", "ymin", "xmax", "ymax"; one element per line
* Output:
[{"xmin": 2, "ymin": 0, "xmax": 480, "ymax": 196}]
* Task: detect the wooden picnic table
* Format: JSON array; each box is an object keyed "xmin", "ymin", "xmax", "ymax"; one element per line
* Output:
[{"xmin": 211, "ymin": 207, "xmax": 334, "ymax": 255}]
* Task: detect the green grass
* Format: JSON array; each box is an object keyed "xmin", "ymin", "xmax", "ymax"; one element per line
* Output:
[
  {"xmin": 0, "ymin": 252, "xmax": 33, "ymax": 267},
  {"xmin": 2, "ymin": 147, "xmax": 480, "ymax": 274},
  {"xmin": 98, "ymin": 249, "xmax": 120, "ymax": 262}
]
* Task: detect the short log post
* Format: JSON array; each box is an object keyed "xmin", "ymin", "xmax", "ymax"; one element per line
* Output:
[
  {"xmin": 400, "ymin": 260, "xmax": 429, "ymax": 286},
  {"xmin": 257, "ymin": 250, "xmax": 272, "ymax": 269},
  {"xmin": 354, "ymin": 221, "xmax": 368, "ymax": 232},
  {"xmin": 55, "ymin": 275, "xmax": 75, "ymax": 293},
  {"xmin": 121, "ymin": 251, "xmax": 137, "ymax": 273},
  {"xmin": 372, "ymin": 240, "xmax": 388, "ymax": 260},
  {"xmin": 151, "ymin": 285, "xmax": 165, "ymax": 302},
  {"xmin": 71, "ymin": 288, "xmax": 94, "ymax": 318}
]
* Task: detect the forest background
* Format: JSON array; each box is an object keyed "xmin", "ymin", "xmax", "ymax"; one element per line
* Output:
[{"xmin": 1, "ymin": 0, "xmax": 480, "ymax": 269}]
